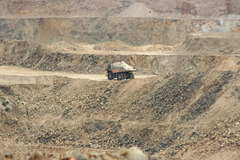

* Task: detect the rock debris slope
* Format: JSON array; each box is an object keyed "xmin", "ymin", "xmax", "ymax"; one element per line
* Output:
[
  {"xmin": 0, "ymin": 0, "xmax": 240, "ymax": 160},
  {"xmin": 0, "ymin": 66, "xmax": 239, "ymax": 159}
]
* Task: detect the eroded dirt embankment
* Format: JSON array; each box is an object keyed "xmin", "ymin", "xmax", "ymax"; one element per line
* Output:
[
  {"xmin": 0, "ymin": 69, "xmax": 239, "ymax": 160},
  {"xmin": 1, "ymin": 18, "xmax": 240, "ymax": 46},
  {"xmin": 0, "ymin": 38, "xmax": 239, "ymax": 160},
  {"xmin": 178, "ymin": 33, "xmax": 240, "ymax": 55},
  {"xmin": 0, "ymin": 40, "xmax": 239, "ymax": 76},
  {"xmin": 1, "ymin": 0, "xmax": 240, "ymax": 19}
]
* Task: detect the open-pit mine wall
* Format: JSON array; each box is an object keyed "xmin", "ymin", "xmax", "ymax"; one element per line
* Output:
[
  {"xmin": 1, "ymin": 0, "xmax": 240, "ymax": 46},
  {"xmin": 1, "ymin": 0, "xmax": 240, "ymax": 18},
  {"xmin": 0, "ymin": 18, "xmax": 240, "ymax": 46},
  {"xmin": 0, "ymin": 40, "xmax": 239, "ymax": 75}
]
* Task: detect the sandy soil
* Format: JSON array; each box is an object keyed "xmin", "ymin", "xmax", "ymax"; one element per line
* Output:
[
  {"xmin": 45, "ymin": 40, "xmax": 177, "ymax": 56},
  {"xmin": 0, "ymin": 66, "xmax": 239, "ymax": 160},
  {"xmin": 0, "ymin": 66, "xmax": 156, "ymax": 85},
  {"xmin": 0, "ymin": 1, "xmax": 240, "ymax": 159}
]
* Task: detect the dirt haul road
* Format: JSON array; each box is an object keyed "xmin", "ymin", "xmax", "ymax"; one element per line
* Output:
[{"xmin": 0, "ymin": 66, "xmax": 155, "ymax": 85}]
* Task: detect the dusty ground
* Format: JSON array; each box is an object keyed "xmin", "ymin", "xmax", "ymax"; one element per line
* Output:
[
  {"xmin": 0, "ymin": 39, "xmax": 239, "ymax": 160},
  {"xmin": 0, "ymin": 1, "xmax": 240, "ymax": 160},
  {"xmin": 0, "ymin": 66, "xmax": 156, "ymax": 85}
]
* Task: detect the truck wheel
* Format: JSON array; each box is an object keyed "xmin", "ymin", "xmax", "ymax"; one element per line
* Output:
[
  {"xmin": 126, "ymin": 72, "xmax": 130, "ymax": 79},
  {"xmin": 117, "ymin": 73, "xmax": 123, "ymax": 80},
  {"xmin": 108, "ymin": 71, "xmax": 114, "ymax": 80},
  {"xmin": 122, "ymin": 73, "xmax": 126, "ymax": 79},
  {"xmin": 129, "ymin": 72, "xmax": 134, "ymax": 79}
]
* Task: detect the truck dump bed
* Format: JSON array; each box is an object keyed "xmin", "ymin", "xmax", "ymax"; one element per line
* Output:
[{"xmin": 111, "ymin": 61, "xmax": 138, "ymax": 72}]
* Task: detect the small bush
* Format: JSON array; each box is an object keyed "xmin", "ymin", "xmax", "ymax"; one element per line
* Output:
[
  {"xmin": 2, "ymin": 101, "xmax": 9, "ymax": 107},
  {"xmin": 5, "ymin": 107, "xmax": 10, "ymax": 112}
]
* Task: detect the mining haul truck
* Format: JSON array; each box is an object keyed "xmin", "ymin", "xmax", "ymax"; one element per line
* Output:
[{"xmin": 106, "ymin": 61, "xmax": 139, "ymax": 80}]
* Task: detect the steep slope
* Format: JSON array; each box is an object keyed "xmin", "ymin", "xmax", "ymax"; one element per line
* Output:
[
  {"xmin": 1, "ymin": 40, "xmax": 239, "ymax": 76},
  {"xmin": 0, "ymin": 69, "xmax": 239, "ymax": 159},
  {"xmin": 178, "ymin": 33, "xmax": 240, "ymax": 55},
  {"xmin": 1, "ymin": 0, "xmax": 240, "ymax": 18}
]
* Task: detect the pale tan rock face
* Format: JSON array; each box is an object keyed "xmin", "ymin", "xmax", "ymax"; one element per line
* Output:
[
  {"xmin": 0, "ymin": 1, "xmax": 240, "ymax": 46},
  {"xmin": 1, "ymin": 18, "xmax": 240, "ymax": 46},
  {"xmin": 1, "ymin": 0, "xmax": 240, "ymax": 18}
]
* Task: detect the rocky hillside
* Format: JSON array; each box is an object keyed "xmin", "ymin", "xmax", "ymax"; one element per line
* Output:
[
  {"xmin": 1, "ymin": 0, "xmax": 240, "ymax": 18},
  {"xmin": 1, "ymin": 1, "xmax": 240, "ymax": 46},
  {"xmin": 178, "ymin": 33, "xmax": 240, "ymax": 55},
  {"xmin": 1, "ymin": 17, "xmax": 240, "ymax": 46},
  {"xmin": 0, "ymin": 40, "xmax": 239, "ymax": 75},
  {"xmin": 0, "ymin": 68, "xmax": 239, "ymax": 159},
  {"xmin": 0, "ymin": 39, "xmax": 239, "ymax": 159},
  {"xmin": 0, "ymin": 0, "xmax": 240, "ymax": 160}
]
